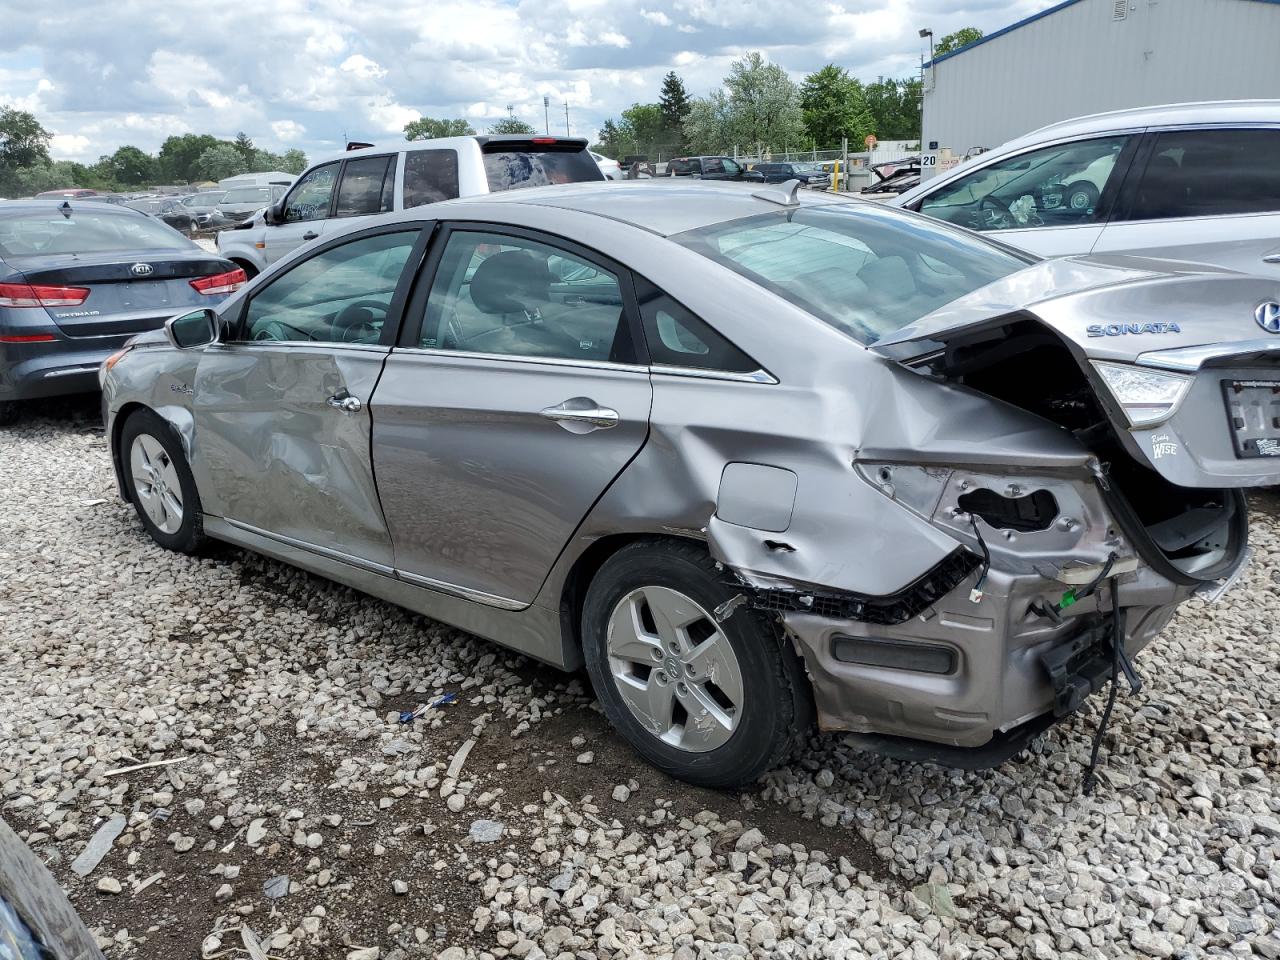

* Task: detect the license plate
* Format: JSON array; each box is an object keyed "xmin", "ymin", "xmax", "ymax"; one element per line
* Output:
[
  {"xmin": 119, "ymin": 281, "xmax": 171, "ymax": 309},
  {"xmin": 1223, "ymin": 379, "xmax": 1280, "ymax": 458}
]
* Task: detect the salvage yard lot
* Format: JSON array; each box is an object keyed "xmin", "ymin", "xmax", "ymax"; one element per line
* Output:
[{"xmin": 2, "ymin": 399, "xmax": 1278, "ymax": 960}]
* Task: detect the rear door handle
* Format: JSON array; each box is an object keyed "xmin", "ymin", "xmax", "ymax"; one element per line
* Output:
[
  {"xmin": 1263, "ymin": 254, "xmax": 1280, "ymax": 264},
  {"xmin": 327, "ymin": 394, "xmax": 362, "ymax": 413},
  {"xmin": 540, "ymin": 397, "xmax": 619, "ymax": 431},
  {"xmin": 303, "ymin": 231, "xmax": 319, "ymax": 241}
]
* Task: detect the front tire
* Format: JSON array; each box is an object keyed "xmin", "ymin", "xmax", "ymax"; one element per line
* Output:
[
  {"xmin": 120, "ymin": 409, "xmax": 206, "ymax": 553},
  {"xmin": 582, "ymin": 539, "xmax": 812, "ymax": 788},
  {"xmin": 0, "ymin": 401, "xmax": 19, "ymax": 426}
]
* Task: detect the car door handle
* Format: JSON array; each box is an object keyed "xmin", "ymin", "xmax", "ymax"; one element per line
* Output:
[
  {"xmin": 327, "ymin": 394, "xmax": 362, "ymax": 413},
  {"xmin": 303, "ymin": 231, "xmax": 319, "ymax": 241},
  {"xmin": 540, "ymin": 398, "xmax": 619, "ymax": 430},
  {"xmin": 1263, "ymin": 254, "xmax": 1280, "ymax": 264}
]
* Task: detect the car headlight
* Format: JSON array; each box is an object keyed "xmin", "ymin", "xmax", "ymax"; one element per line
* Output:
[{"xmin": 1091, "ymin": 361, "xmax": 1193, "ymax": 426}]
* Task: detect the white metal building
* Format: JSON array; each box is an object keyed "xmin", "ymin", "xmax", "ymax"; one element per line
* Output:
[{"xmin": 922, "ymin": 0, "xmax": 1280, "ymax": 159}]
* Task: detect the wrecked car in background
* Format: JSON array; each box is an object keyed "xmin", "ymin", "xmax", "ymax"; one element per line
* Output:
[{"xmin": 101, "ymin": 180, "xmax": 1279, "ymax": 787}]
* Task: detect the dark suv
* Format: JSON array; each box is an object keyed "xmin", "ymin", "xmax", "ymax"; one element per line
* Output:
[
  {"xmin": 746, "ymin": 162, "xmax": 832, "ymax": 188},
  {"xmin": 665, "ymin": 156, "xmax": 750, "ymax": 180}
]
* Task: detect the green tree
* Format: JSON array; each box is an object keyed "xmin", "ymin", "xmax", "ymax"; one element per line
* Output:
[
  {"xmin": 800, "ymin": 64, "xmax": 874, "ymax": 150},
  {"xmin": 489, "ymin": 107, "xmax": 536, "ymax": 135},
  {"xmin": 934, "ymin": 27, "xmax": 983, "ymax": 56},
  {"xmin": 681, "ymin": 90, "xmax": 733, "ymax": 155},
  {"xmin": 658, "ymin": 71, "xmax": 691, "ymax": 144},
  {"xmin": 0, "ymin": 106, "xmax": 52, "ymax": 194},
  {"xmin": 592, "ymin": 118, "xmax": 623, "ymax": 156},
  {"xmin": 864, "ymin": 76, "xmax": 922, "ymax": 141},
  {"xmin": 684, "ymin": 52, "xmax": 805, "ymax": 155},
  {"xmin": 404, "ymin": 116, "xmax": 476, "ymax": 140},
  {"xmin": 99, "ymin": 145, "xmax": 157, "ymax": 187},
  {"xmin": 279, "ymin": 149, "xmax": 308, "ymax": 175},
  {"xmin": 194, "ymin": 143, "xmax": 249, "ymax": 181},
  {"xmin": 233, "ymin": 132, "xmax": 255, "ymax": 162},
  {"xmin": 157, "ymin": 133, "xmax": 222, "ymax": 182}
]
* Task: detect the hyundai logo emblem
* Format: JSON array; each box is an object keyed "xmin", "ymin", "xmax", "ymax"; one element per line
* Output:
[
  {"xmin": 1256, "ymin": 301, "xmax": 1280, "ymax": 334},
  {"xmin": 130, "ymin": 262, "xmax": 154, "ymax": 277}
]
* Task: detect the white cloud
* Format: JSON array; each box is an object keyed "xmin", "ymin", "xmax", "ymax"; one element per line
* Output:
[
  {"xmin": 271, "ymin": 119, "xmax": 306, "ymax": 142},
  {"xmin": 0, "ymin": 0, "xmax": 1060, "ymax": 161}
]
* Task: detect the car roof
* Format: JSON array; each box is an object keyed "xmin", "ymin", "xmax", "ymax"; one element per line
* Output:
[
  {"xmin": 1005, "ymin": 99, "xmax": 1280, "ymax": 149},
  {"xmin": 374, "ymin": 180, "xmax": 862, "ymax": 237},
  {"xmin": 0, "ymin": 198, "xmax": 145, "ymax": 216}
]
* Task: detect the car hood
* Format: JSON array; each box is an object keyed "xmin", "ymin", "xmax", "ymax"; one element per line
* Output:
[{"xmin": 872, "ymin": 254, "xmax": 1280, "ymax": 365}]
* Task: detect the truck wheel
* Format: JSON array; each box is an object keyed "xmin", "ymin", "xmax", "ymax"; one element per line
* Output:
[{"xmin": 582, "ymin": 539, "xmax": 812, "ymax": 788}]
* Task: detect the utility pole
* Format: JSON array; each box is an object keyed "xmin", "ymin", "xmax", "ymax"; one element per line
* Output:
[
  {"xmin": 564, "ymin": 102, "xmax": 571, "ymax": 137},
  {"xmin": 543, "ymin": 95, "xmax": 550, "ymax": 135}
]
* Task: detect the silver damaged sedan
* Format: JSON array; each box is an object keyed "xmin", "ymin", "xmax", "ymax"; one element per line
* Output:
[{"xmin": 101, "ymin": 180, "xmax": 1280, "ymax": 787}]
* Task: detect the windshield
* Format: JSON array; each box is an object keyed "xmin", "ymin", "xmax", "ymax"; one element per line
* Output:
[
  {"xmin": 673, "ymin": 204, "xmax": 1030, "ymax": 344},
  {"xmin": 0, "ymin": 210, "xmax": 188, "ymax": 256},
  {"xmin": 482, "ymin": 149, "xmax": 603, "ymax": 191}
]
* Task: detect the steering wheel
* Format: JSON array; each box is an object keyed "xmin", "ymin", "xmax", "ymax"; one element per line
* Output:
[
  {"xmin": 975, "ymin": 195, "xmax": 1016, "ymax": 230},
  {"xmin": 332, "ymin": 300, "xmax": 389, "ymax": 343}
]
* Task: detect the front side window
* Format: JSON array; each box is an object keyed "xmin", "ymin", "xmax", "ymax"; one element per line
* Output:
[
  {"xmin": 240, "ymin": 231, "xmax": 417, "ymax": 343},
  {"xmin": 675, "ymin": 204, "xmax": 1029, "ymax": 345},
  {"xmin": 419, "ymin": 230, "xmax": 634, "ymax": 363},
  {"xmin": 283, "ymin": 162, "xmax": 339, "ymax": 223},
  {"xmin": 335, "ymin": 155, "xmax": 395, "ymax": 218},
  {"xmin": 1123, "ymin": 128, "xmax": 1280, "ymax": 220},
  {"xmin": 920, "ymin": 135, "xmax": 1130, "ymax": 232},
  {"xmin": 403, "ymin": 149, "xmax": 460, "ymax": 207}
]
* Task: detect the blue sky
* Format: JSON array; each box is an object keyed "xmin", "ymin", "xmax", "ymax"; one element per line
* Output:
[{"xmin": 0, "ymin": 0, "xmax": 1054, "ymax": 164}]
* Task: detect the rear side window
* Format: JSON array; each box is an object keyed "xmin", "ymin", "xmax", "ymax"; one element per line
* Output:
[
  {"xmin": 335, "ymin": 155, "xmax": 395, "ymax": 218},
  {"xmin": 482, "ymin": 147, "xmax": 604, "ymax": 191},
  {"xmin": 0, "ymin": 211, "xmax": 188, "ymax": 256},
  {"xmin": 404, "ymin": 150, "xmax": 460, "ymax": 207},
  {"xmin": 1123, "ymin": 128, "xmax": 1280, "ymax": 220},
  {"xmin": 635, "ymin": 277, "xmax": 759, "ymax": 374}
]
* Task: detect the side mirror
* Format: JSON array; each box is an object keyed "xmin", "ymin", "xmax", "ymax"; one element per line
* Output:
[
  {"xmin": 165, "ymin": 309, "xmax": 218, "ymax": 350},
  {"xmin": 264, "ymin": 199, "xmax": 285, "ymax": 225}
]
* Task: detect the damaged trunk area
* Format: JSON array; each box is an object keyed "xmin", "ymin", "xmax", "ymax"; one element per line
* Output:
[{"xmin": 907, "ymin": 316, "xmax": 1245, "ymax": 583}]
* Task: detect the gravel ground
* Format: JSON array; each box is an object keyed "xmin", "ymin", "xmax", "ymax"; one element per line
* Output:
[{"xmin": 2, "ymin": 398, "xmax": 1277, "ymax": 960}]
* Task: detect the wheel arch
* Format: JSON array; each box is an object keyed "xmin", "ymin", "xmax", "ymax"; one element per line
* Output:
[
  {"xmin": 110, "ymin": 402, "xmax": 196, "ymax": 501},
  {"xmin": 555, "ymin": 532, "xmax": 712, "ymax": 663}
]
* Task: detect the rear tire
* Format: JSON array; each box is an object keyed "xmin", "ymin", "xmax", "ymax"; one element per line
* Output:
[
  {"xmin": 119, "ymin": 409, "xmax": 206, "ymax": 553},
  {"xmin": 582, "ymin": 539, "xmax": 812, "ymax": 788},
  {"xmin": 232, "ymin": 259, "xmax": 259, "ymax": 280}
]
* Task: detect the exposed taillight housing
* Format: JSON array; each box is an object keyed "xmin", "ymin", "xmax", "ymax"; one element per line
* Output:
[
  {"xmin": 190, "ymin": 268, "xmax": 247, "ymax": 296},
  {"xmin": 0, "ymin": 282, "xmax": 90, "ymax": 308}
]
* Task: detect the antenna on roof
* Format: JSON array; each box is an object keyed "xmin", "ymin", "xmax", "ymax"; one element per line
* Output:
[
  {"xmin": 751, "ymin": 179, "xmax": 803, "ymax": 207},
  {"xmin": 59, "ymin": 201, "xmax": 73, "ymax": 219}
]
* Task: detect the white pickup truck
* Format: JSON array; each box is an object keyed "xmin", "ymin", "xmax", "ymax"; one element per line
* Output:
[{"xmin": 216, "ymin": 135, "xmax": 604, "ymax": 277}]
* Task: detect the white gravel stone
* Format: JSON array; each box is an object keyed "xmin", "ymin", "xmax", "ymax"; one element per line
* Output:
[{"xmin": 4, "ymin": 416, "xmax": 1276, "ymax": 960}]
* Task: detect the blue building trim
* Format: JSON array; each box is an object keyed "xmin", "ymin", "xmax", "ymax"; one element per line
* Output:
[{"xmin": 926, "ymin": 0, "xmax": 1087, "ymax": 67}]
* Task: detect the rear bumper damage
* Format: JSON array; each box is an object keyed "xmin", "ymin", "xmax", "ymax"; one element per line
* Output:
[
  {"xmin": 779, "ymin": 563, "xmax": 1189, "ymax": 766},
  {"xmin": 714, "ymin": 460, "xmax": 1245, "ymax": 769}
]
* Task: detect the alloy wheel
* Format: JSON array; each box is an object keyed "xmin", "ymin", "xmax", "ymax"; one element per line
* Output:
[
  {"xmin": 129, "ymin": 433, "xmax": 184, "ymax": 535},
  {"xmin": 605, "ymin": 586, "xmax": 744, "ymax": 752}
]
